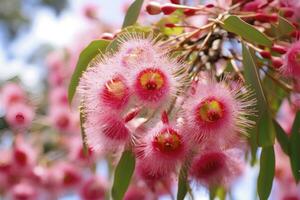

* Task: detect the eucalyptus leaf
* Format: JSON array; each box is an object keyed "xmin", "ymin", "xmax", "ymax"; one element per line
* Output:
[
  {"xmin": 111, "ymin": 150, "xmax": 136, "ymax": 200},
  {"xmin": 222, "ymin": 15, "xmax": 272, "ymax": 47},
  {"xmin": 257, "ymin": 146, "xmax": 275, "ymax": 200}
]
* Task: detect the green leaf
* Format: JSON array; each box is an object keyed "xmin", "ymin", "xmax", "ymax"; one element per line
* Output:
[
  {"xmin": 242, "ymin": 44, "xmax": 275, "ymax": 147},
  {"xmin": 222, "ymin": 15, "xmax": 272, "ymax": 47},
  {"xmin": 177, "ymin": 166, "xmax": 188, "ymax": 200},
  {"xmin": 277, "ymin": 16, "xmax": 295, "ymax": 36},
  {"xmin": 289, "ymin": 112, "xmax": 300, "ymax": 183},
  {"xmin": 273, "ymin": 119, "xmax": 290, "ymax": 155},
  {"xmin": 257, "ymin": 146, "xmax": 275, "ymax": 200},
  {"xmin": 111, "ymin": 150, "xmax": 136, "ymax": 200},
  {"xmin": 122, "ymin": 0, "xmax": 144, "ymax": 28},
  {"xmin": 68, "ymin": 40, "xmax": 110, "ymax": 103}
]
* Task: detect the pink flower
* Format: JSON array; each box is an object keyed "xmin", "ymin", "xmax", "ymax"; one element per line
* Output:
[
  {"xmin": 5, "ymin": 103, "xmax": 34, "ymax": 130},
  {"xmin": 49, "ymin": 87, "xmax": 68, "ymax": 106},
  {"xmin": 84, "ymin": 109, "xmax": 130, "ymax": 152},
  {"xmin": 80, "ymin": 176, "xmax": 107, "ymax": 200},
  {"xmin": 55, "ymin": 163, "xmax": 82, "ymax": 189},
  {"xmin": 136, "ymin": 117, "xmax": 187, "ymax": 177},
  {"xmin": 189, "ymin": 148, "xmax": 243, "ymax": 187},
  {"xmin": 124, "ymin": 185, "xmax": 152, "ymax": 200},
  {"xmin": 10, "ymin": 181, "xmax": 38, "ymax": 200},
  {"xmin": 1, "ymin": 83, "xmax": 25, "ymax": 108},
  {"xmin": 79, "ymin": 61, "xmax": 130, "ymax": 111},
  {"xmin": 282, "ymin": 41, "xmax": 300, "ymax": 78},
  {"xmin": 49, "ymin": 106, "xmax": 76, "ymax": 133},
  {"xmin": 116, "ymin": 34, "xmax": 167, "ymax": 68},
  {"xmin": 182, "ymin": 80, "xmax": 255, "ymax": 144},
  {"xmin": 127, "ymin": 58, "xmax": 185, "ymax": 108}
]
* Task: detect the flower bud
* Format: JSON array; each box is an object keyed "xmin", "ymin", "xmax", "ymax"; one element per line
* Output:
[
  {"xmin": 100, "ymin": 33, "xmax": 114, "ymax": 40},
  {"xmin": 255, "ymin": 13, "xmax": 278, "ymax": 22},
  {"xmin": 161, "ymin": 3, "xmax": 177, "ymax": 15},
  {"xmin": 146, "ymin": 2, "xmax": 162, "ymax": 15},
  {"xmin": 271, "ymin": 45, "xmax": 287, "ymax": 54},
  {"xmin": 170, "ymin": 0, "xmax": 180, "ymax": 4},
  {"xmin": 271, "ymin": 57, "xmax": 283, "ymax": 69},
  {"xmin": 260, "ymin": 50, "xmax": 271, "ymax": 59}
]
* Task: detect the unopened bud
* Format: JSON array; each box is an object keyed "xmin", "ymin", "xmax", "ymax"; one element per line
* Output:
[
  {"xmin": 183, "ymin": 8, "xmax": 196, "ymax": 16},
  {"xmin": 282, "ymin": 8, "xmax": 294, "ymax": 18},
  {"xmin": 170, "ymin": 0, "xmax": 180, "ymax": 4},
  {"xmin": 255, "ymin": 13, "xmax": 278, "ymax": 22},
  {"xmin": 260, "ymin": 50, "xmax": 271, "ymax": 59},
  {"xmin": 161, "ymin": 3, "xmax": 178, "ymax": 15},
  {"xmin": 100, "ymin": 33, "xmax": 114, "ymax": 40},
  {"xmin": 206, "ymin": 4, "xmax": 215, "ymax": 8},
  {"xmin": 271, "ymin": 57, "xmax": 283, "ymax": 69},
  {"xmin": 271, "ymin": 45, "xmax": 287, "ymax": 54},
  {"xmin": 146, "ymin": 2, "xmax": 162, "ymax": 15},
  {"xmin": 165, "ymin": 23, "xmax": 175, "ymax": 28}
]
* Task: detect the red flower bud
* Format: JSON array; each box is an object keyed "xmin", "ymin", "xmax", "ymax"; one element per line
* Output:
[
  {"xmin": 260, "ymin": 51, "xmax": 271, "ymax": 59},
  {"xmin": 146, "ymin": 2, "xmax": 162, "ymax": 15},
  {"xmin": 271, "ymin": 45, "xmax": 287, "ymax": 54},
  {"xmin": 206, "ymin": 4, "xmax": 215, "ymax": 8},
  {"xmin": 161, "ymin": 4, "xmax": 177, "ymax": 15},
  {"xmin": 170, "ymin": 0, "xmax": 180, "ymax": 4},
  {"xmin": 255, "ymin": 13, "xmax": 278, "ymax": 22},
  {"xmin": 165, "ymin": 23, "xmax": 175, "ymax": 28},
  {"xmin": 183, "ymin": 8, "xmax": 196, "ymax": 16},
  {"xmin": 282, "ymin": 8, "xmax": 294, "ymax": 18},
  {"xmin": 100, "ymin": 33, "xmax": 114, "ymax": 40},
  {"xmin": 271, "ymin": 57, "xmax": 283, "ymax": 69}
]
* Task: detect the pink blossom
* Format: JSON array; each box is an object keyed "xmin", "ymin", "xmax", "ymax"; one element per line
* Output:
[
  {"xmin": 182, "ymin": 80, "xmax": 255, "ymax": 144},
  {"xmin": 136, "ymin": 121, "xmax": 187, "ymax": 176},
  {"xmin": 282, "ymin": 41, "xmax": 300, "ymax": 78},
  {"xmin": 5, "ymin": 103, "xmax": 34, "ymax": 130},
  {"xmin": 190, "ymin": 148, "xmax": 243, "ymax": 187},
  {"xmin": 9, "ymin": 181, "xmax": 38, "ymax": 200},
  {"xmin": 79, "ymin": 60, "xmax": 131, "ymax": 111},
  {"xmin": 49, "ymin": 87, "xmax": 68, "ymax": 106},
  {"xmin": 80, "ymin": 176, "xmax": 107, "ymax": 200},
  {"xmin": 49, "ymin": 106, "xmax": 76, "ymax": 133},
  {"xmin": 1, "ymin": 83, "xmax": 25, "ymax": 108},
  {"xmin": 84, "ymin": 110, "xmax": 130, "ymax": 152}
]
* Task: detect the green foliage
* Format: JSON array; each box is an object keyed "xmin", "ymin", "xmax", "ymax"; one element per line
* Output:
[
  {"xmin": 273, "ymin": 120, "xmax": 290, "ymax": 155},
  {"xmin": 242, "ymin": 44, "xmax": 275, "ymax": 147},
  {"xmin": 111, "ymin": 150, "xmax": 136, "ymax": 200},
  {"xmin": 222, "ymin": 15, "xmax": 272, "ymax": 47},
  {"xmin": 122, "ymin": 0, "xmax": 144, "ymax": 28},
  {"xmin": 277, "ymin": 16, "xmax": 295, "ymax": 37},
  {"xmin": 257, "ymin": 146, "xmax": 275, "ymax": 200},
  {"xmin": 177, "ymin": 166, "xmax": 188, "ymax": 200},
  {"xmin": 68, "ymin": 40, "xmax": 110, "ymax": 103},
  {"xmin": 289, "ymin": 112, "xmax": 300, "ymax": 183}
]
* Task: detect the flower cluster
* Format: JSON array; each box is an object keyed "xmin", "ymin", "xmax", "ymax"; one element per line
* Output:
[{"xmin": 78, "ymin": 34, "xmax": 255, "ymax": 190}]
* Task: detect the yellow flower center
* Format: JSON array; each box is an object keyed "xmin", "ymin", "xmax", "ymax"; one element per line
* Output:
[
  {"xmin": 197, "ymin": 98, "xmax": 224, "ymax": 122},
  {"xmin": 105, "ymin": 78, "xmax": 126, "ymax": 99},
  {"xmin": 139, "ymin": 69, "xmax": 164, "ymax": 91},
  {"xmin": 153, "ymin": 129, "xmax": 181, "ymax": 153}
]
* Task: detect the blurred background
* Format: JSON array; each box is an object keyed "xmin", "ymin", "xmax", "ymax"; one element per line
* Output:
[{"xmin": 0, "ymin": 0, "xmax": 270, "ymax": 199}]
